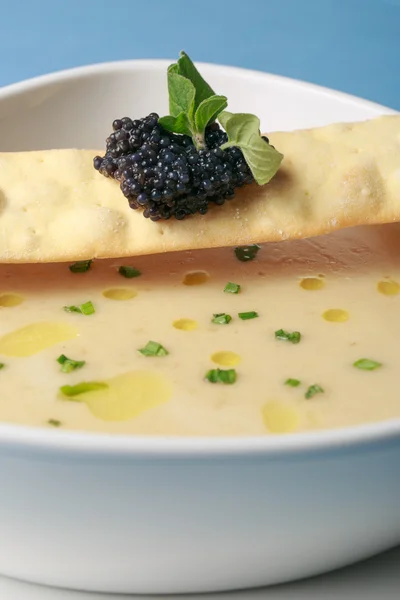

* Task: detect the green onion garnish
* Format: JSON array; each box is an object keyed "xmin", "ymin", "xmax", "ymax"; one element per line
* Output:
[
  {"xmin": 69, "ymin": 260, "xmax": 92, "ymax": 273},
  {"xmin": 234, "ymin": 245, "xmax": 260, "ymax": 262},
  {"xmin": 353, "ymin": 358, "xmax": 382, "ymax": 371},
  {"xmin": 118, "ymin": 266, "xmax": 141, "ymax": 278},
  {"xmin": 57, "ymin": 354, "xmax": 86, "ymax": 373},
  {"xmin": 224, "ymin": 282, "xmax": 241, "ymax": 294},
  {"xmin": 47, "ymin": 419, "xmax": 62, "ymax": 427},
  {"xmin": 205, "ymin": 368, "xmax": 237, "ymax": 384},
  {"xmin": 212, "ymin": 313, "xmax": 232, "ymax": 324},
  {"xmin": 238, "ymin": 311, "xmax": 258, "ymax": 320},
  {"xmin": 285, "ymin": 378, "xmax": 301, "ymax": 387},
  {"xmin": 60, "ymin": 382, "xmax": 108, "ymax": 397},
  {"xmin": 0, "ymin": 363, "xmax": 5, "ymax": 370},
  {"xmin": 275, "ymin": 329, "xmax": 301, "ymax": 344},
  {"xmin": 138, "ymin": 341, "xmax": 169, "ymax": 357},
  {"xmin": 305, "ymin": 384, "xmax": 324, "ymax": 399},
  {"xmin": 81, "ymin": 301, "xmax": 95, "ymax": 315},
  {"xmin": 63, "ymin": 301, "xmax": 95, "ymax": 315}
]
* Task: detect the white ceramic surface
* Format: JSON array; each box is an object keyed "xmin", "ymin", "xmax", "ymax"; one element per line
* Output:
[
  {"xmin": 1, "ymin": 544, "xmax": 400, "ymax": 600},
  {"xmin": 0, "ymin": 61, "xmax": 399, "ymax": 595}
]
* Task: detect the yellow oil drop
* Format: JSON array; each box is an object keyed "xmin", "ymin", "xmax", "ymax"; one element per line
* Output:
[
  {"xmin": 103, "ymin": 288, "xmax": 137, "ymax": 301},
  {"xmin": 211, "ymin": 351, "xmax": 241, "ymax": 367},
  {"xmin": 182, "ymin": 271, "xmax": 209, "ymax": 286},
  {"xmin": 0, "ymin": 322, "xmax": 78, "ymax": 357},
  {"xmin": 173, "ymin": 318, "xmax": 198, "ymax": 331},
  {"xmin": 0, "ymin": 293, "xmax": 24, "ymax": 307},
  {"xmin": 377, "ymin": 280, "xmax": 400, "ymax": 296},
  {"xmin": 262, "ymin": 401, "xmax": 300, "ymax": 434},
  {"xmin": 300, "ymin": 277, "xmax": 325, "ymax": 291},
  {"xmin": 75, "ymin": 371, "xmax": 172, "ymax": 421},
  {"xmin": 322, "ymin": 308, "xmax": 349, "ymax": 322}
]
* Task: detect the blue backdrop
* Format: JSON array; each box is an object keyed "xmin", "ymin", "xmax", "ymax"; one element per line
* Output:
[{"xmin": 0, "ymin": 0, "xmax": 399, "ymax": 109}]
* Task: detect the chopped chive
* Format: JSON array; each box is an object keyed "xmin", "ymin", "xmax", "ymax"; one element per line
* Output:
[
  {"xmin": 138, "ymin": 341, "xmax": 169, "ymax": 357},
  {"xmin": 0, "ymin": 363, "xmax": 5, "ymax": 370},
  {"xmin": 205, "ymin": 368, "xmax": 237, "ymax": 384},
  {"xmin": 224, "ymin": 282, "xmax": 241, "ymax": 294},
  {"xmin": 63, "ymin": 301, "xmax": 95, "ymax": 315},
  {"xmin": 60, "ymin": 382, "xmax": 108, "ymax": 397},
  {"xmin": 63, "ymin": 305, "xmax": 82, "ymax": 314},
  {"xmin": 234, "ymin": 245, "xmax": 260, "ymax": 262},
  {"xmin": 57, "ymin": 354, "xmax": 86, "ymax": 373},
  {"xmin": 69, "ymin": 260, "xmax": 92, "ymax": 273},
  {"xmin": 353, "ymin": 358, "xmax": 382, "ymax": 371},
  {"xmin": 81, "ymin": 301, "xmax": 95, "ymax": 315},
  {"xmin": 47, "ymin": 419, "xmax": 62, "ymax": 427},
  {"xmin": 305, "ymin": 384, "xmax": 324, "ymax": 399},
  {"xmin": 212, "ymin": 313, "xmax": 232, "ymax": 324},
  {"xmin": 285, "ymin": 378, "xmax": 301, "ymax": 387},
  {"xmin": 238, "ymin": 311, "xmax": 258, "ymax": 320},
  {"xmin": 118, "ymin": 266, "xmax": 141, "ymax": 278},
  {"xmin": 275, "ymin": 329, "xmax": 301, "ymax": 344}
]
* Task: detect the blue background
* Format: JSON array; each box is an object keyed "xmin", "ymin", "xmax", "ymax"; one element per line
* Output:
[{"xmin": 0, "ymin": 0, "xmax": 399, "ymax": 110}]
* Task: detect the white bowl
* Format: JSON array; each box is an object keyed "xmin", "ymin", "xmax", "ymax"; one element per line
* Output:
[{"xmin": 0, "ymin": 61, "xmax": 399, "ymax": 595}]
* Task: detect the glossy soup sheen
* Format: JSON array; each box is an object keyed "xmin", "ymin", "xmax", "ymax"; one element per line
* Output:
[{"xmin": 0, "ymin": 223, "xmax": 400, "ymax": 436}]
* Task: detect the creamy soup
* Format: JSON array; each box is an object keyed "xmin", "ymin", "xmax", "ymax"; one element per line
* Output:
[{"xmin": 0, "ymin": 223, "xmax": 400, "ymax": 436}]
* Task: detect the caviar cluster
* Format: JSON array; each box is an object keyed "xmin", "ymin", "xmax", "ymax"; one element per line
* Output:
[{"xmin": 94, "ymin": 114, "xmax": 257, "ymax": 221}]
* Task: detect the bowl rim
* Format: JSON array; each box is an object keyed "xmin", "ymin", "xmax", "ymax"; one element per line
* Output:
[{"xmin": 0, "ymin": 59, "xmax": 398, "ymax": 457}]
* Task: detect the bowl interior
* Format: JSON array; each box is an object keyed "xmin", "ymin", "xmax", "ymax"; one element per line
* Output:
[
  {"xmin": 0, "ymin": 61, "xmax": 398, "ymax": 452},
  {"xmin": 0, "ymin": 60, "xmax": 395, "ymax": 152}
]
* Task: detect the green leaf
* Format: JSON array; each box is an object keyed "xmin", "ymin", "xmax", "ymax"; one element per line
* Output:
[
  {"xmin": 305, "ymin": 384, "xmax": 324, "ymax": 399},
  {"xmin": 176, "ymin": 51, "xmax": 215, "ymax": 110},
  {"xmin": 167, "ymin": 71, "xmax": 196, "ymax": 119},
  {"xmin": 118, "ymin": 266, "xmax": 141, "ymax": 279},
  {"xmin": 353, "ymin": 358, "xmax": 382, "ymax": 371},
  {"xmin": 275, "ymin": 329, "xmax": 301, "ymax": 344},
  {"xmin": 194, "ymin": 95, "xmax": 227, "ymax": 133},
  {"xmin": 138, "ymin": 341, "xmax": 169, "ymax": 357},
  {"xmin": 285, "ymin": 378, "xmax": 301, "ymax": 387},
  {"xmin": 158, "ymin": 113, "xmax": 193, "ymax": 137},
  {"xmin": 238, "ymin": 311, "xmax": 258, "ymax": 320},
  {"xmin": 234, "ymin": 244, "xmax": 260, "ymax": 262},
  {"xmin": 205, "ymin": 368, "xmax": 237, "ymax": 385},
  {"xmin": 60, "ymin": 382, "xmax": 108, "ymax": 398},
  {"xmin": 57, "ymin": 354, "xmax": 86, "ymax": 373},
  {"xmin": 212, "ymin": 313, "xmax": 232, "ymax": 325},
  {"xmin": 219, "ymin": 111, "xmax": 283, "ymax": 185},
  {"xmin": 69, "ymin": 260, "xmax": 92, "ymax": 273}
]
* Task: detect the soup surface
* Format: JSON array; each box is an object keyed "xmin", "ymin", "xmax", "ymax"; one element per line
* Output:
[{"xmin": 0, "ymin": 223, "xmax": 400, "ymax": 436}]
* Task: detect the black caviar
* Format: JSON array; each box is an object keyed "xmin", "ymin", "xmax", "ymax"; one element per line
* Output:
[{"xmin": 94, "ymin": 114, "xmax": 259, "ymax": 221}]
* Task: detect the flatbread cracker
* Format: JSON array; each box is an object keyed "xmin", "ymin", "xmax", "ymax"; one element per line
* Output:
[{"xmin": 0, "ymin": 114, "xmax": 399, "ymax": 263}]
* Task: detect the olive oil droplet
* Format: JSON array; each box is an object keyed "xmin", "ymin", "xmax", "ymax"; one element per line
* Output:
[
  {"xmin": 173, "ymin": 318, "xmax": 198, "ymax": 331},
  {"xmin": 211, "ymin": 351, "xmax": 241, "ymax": 367},
  {"xmin": 0, "ymin": 322, "xmax": 78, "ymax": 357},
  {"xmin": 377, "ymin": 280, "xmax": 400, "ymax": 296},
  {"xmin": 0, "ymin": 293, "xmax": 24, "ymax": 307},
  {"xmin": 103, "ymin": 288, "xmax": 137, "ymax": 301},
  {"xmin": 322, "ymin": 309, "xmax": 349, "ymax": 322},
  {"xmin": 300, "ymin": 277, "xmax": 325, "ymax": 291},
  {"xmin": 262, "ymin": 401, "xmax": 300, "ymax": 434},
  {"xmin": 182, "ymin": 271, "xmax": 209, "ymax": 286},
  {"xmin": 70, "ymin": 371, "xmax": 172, "ymax": 421}
]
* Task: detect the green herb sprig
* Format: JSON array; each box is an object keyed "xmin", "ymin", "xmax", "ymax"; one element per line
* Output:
[
  {"xmin": 138, "ymin": 341, "xmax": 169, "ymax": 357},
  {"xmin": 212, "ymin": 313, "xmax": 232, "ymax": 324},
  {"xmin": 69, "ymin": 260, "xmax": 92, "ymax": 274},
  {"xmin": 63, "ymin": 301, "xmax": 95, "ymax": 316},
  {"xmin": 158, "ymin": 51, "xmax": 283, "ymax": 184},
  {"xmin": 60, "ymin": 382, "xmax": 108, "ymax": 397},
  {"xmin": 57, "ymin": 354, "xmax": 86, "ymax": 373},
  {"xmin": 205, "ymin": 368, "xmax": 237, "ymax": 384}
]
